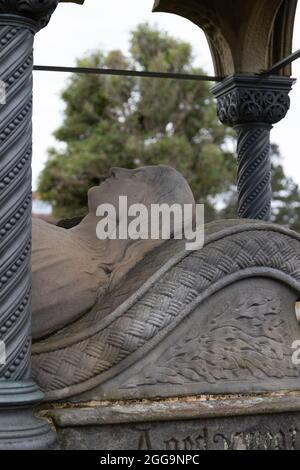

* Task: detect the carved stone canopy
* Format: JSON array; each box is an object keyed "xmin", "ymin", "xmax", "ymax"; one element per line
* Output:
[
  {"xmin": 0, "ymin": 0, "xmax": 85, "ymax": 31},
  {"xmin": 153, "ymin": 0, "xmax": 298, "ymax": 76}
]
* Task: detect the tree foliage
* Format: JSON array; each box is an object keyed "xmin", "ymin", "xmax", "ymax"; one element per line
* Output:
[{"xmin": 38, "ymin": 24, "xmax": 300, "ymax": 231}]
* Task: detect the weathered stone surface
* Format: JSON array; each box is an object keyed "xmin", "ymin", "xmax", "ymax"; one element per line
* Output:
[
  {"xmin": 54, "ymin": 415, "xmax": 300, "ymax": 450},
  {"xmin": 43, "ymin": 392, "xmax": 300, "ymax": 426},
  {"xmin": 41, "ymin": 392, "xmax": 300, "ymax": 449}
]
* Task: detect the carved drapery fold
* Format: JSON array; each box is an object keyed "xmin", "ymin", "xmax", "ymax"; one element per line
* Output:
[{"xmin": 32, "ymin": 224, "xmax": 300, "ymax": 400}]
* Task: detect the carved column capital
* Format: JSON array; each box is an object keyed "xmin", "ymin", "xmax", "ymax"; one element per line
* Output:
[
  {"xmin": 212, "ymin": 75, "xmax": 295, "ymax": 127},
  {"xmin": 0, "ymin": 0, "xmax": 59, "ymax": 31}
]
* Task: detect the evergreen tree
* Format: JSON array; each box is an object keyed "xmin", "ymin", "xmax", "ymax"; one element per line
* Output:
[{"xmin": 38, "ymin": 24, "xmax": 300, "ymax": 232}]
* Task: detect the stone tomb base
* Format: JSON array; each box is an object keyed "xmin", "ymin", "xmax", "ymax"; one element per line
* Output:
[{"xmin": 42, "ymin": 393, "xmax": 300, "ymax": 450}]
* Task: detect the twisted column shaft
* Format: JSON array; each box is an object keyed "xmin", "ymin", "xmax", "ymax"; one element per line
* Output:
[
  {"xmin": 0, "ymin": 0, "xmax": 84, "ymax": 451},
  {"xmin": 235, "ymin": 124, "xmax": 272, "ymax": 220},
  {"xmin": 0, "ymin": 1, "xmax": 64, "ymax": 450},
  {"xmin": 0, "ymin": 25, "xmax": 33, "ymax": 382}
]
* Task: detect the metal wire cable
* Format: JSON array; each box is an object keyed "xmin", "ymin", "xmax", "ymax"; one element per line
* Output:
[
  {"xmin": 261, "ymin": 49, "xmax": 300, "ymax": 76},
  {"xmin": 33, "ymin": 65, "xmax": 224, "ymax": 82},
  {"xmin": 33, "ymin": 50, "xmax": 300, "ymax": 82}
]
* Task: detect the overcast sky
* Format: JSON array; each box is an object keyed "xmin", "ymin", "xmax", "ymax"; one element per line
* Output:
[{"xmin": 32, "ymin": 0, "xmax": 300, "ymax": 189}]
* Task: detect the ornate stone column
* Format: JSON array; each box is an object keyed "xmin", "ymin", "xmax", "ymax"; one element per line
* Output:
[
  {"xmin": 212, "ymin": 75, "xmax": 294, "ymax": 220},
  {"xmin": 0, "ymin": 0, "xmax": 82, "ymax": 450},
  {"xmin": 153, "ymin": 0, "xmax": 298, "ymax": 220}
]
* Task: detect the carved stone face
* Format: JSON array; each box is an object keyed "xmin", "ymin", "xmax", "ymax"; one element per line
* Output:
[
  {"xmin": 87, "ymin": 168, "xmax": 150, "ymax": 215},
  {"xmin": 87, "ymin": 166, "xmax": 196, "ymax": 216}
]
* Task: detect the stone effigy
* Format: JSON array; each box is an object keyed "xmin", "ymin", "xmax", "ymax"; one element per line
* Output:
[
  {"xmin": 32, "ymin": 166, "xmax": 195, "ymax": 339},
  {"xmin": 31, "ymin": 169, "xmax": 300, "ymax": 415}
]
